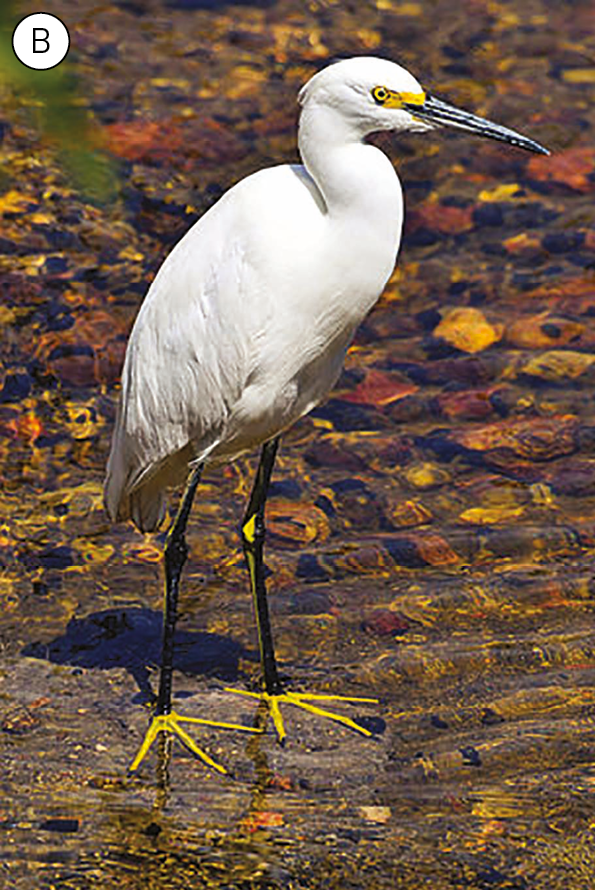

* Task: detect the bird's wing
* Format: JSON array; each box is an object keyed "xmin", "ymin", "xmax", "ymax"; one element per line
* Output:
[{"xmin": 104, "ymin": 182, "xmax": 272, "ymax": 527}]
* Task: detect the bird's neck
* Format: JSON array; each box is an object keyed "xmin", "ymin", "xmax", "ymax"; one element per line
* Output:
[{"xmin": 297, "ymin": 102, "xmax": 400, "ymax": 219}]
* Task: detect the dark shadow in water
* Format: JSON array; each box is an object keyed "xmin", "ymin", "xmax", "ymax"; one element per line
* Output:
[{"xmin": 22, "ymin": 607, "xmax": 255, "ymax": 703}]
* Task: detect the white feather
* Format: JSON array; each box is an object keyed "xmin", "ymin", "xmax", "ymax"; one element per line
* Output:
[{"xmin": 105, "ymin": 58, "xmax": 424, "ymax": 531}]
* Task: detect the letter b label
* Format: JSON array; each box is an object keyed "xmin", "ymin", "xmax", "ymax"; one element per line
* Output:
[
  {"xmin": 33, "ymin": 28, "xmax": 50, "ymax": 54},
  {"xmin": 13, "ymin": 13, "xmax": 70, "ymax": 70}
]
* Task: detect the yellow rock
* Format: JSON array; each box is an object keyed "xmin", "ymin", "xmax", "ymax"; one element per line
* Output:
[
  {"xmin": 118, "ymin": 246, "xmax": 144, "ymax": 262},
  {"xmin": 521, "ymin": 350, "xmax": 595, "ymax": 380},
  {"xmin": 0, "ymin": 189, "xmax": 33, "ymax": 213},
  {"xmin": 392, "ymin": 499, "xmax": 433, "ymax": 527},
  {"xmin": 29, "ymin": 212, "xmax": 53, "ymax": 225},
  {"xmin": 478, "ymin": 183, "xmax": 521, "ymax": 202},
  {"xmin": 562, "ymin": 68, "xmax": 595, "ymax": 84},
  {"xmin": 227, "ymin": 65, "xmax": 267, "ymax": 99},
  {"xmin": 0, "ymin": 306, "xmax": 16, "ymax": 327},
  {"xmin": 434, "ymin": 307, "xmax": 503, "ymax": 354},
  {"xmin": 503, "ymin": 232, "xmax": 541, "ymax": 254},
  {"xmin": 404, "ymin": 462, "xmax": 450, "ymax": 489},
  {"xmin": 359, "ymin": 806, "xmax": 392, "ymax": 824},
  {"xmin": 506, "ymin": 313, "xmax": 584, "ymax": 348},
  {"xmin": 460, "ymin": 505, "xmax": 524, "ymax": 525}
]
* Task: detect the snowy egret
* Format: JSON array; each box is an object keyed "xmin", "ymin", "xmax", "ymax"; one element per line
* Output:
[{"xmin": 104, "ymin": 56, "xmax": 548, "ymax": 772}]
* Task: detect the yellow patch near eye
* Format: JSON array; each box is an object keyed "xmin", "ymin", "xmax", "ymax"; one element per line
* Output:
[
  {"xmin": 371, "ymin": 86, "xmax": 426, "ymax": 107},
  {"xmin": 384, "ymin": 89, "xmax": 426, "ymax": 107}
]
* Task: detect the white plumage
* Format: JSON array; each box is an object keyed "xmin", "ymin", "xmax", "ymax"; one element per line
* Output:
[{"xmin": 105, "ymin": 56, "xmax": 548, "ymax": 532}]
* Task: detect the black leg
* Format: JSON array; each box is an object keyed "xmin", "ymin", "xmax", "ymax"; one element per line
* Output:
[
  {"xmin": 156, "ymin": 462, "xmax": 203, "ymax": 716},
  {"xmin": 130, "ymin": 460, "xmax": 261, "ymax": 773},
  {"xmin": 227, "ymin": 436, "xmax": 380, "ymax": 745},
  {"xmin": 241, "ymin": 437, "xmax": 282, "ymax": 696}
]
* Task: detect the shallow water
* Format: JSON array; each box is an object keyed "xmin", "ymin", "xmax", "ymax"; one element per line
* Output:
[{"xmin": 1, "ymin": 0, "xmax": 595, "ymax": 887}]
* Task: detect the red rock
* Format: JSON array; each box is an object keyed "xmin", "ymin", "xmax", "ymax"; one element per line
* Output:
[{"xmin": 363, "ymin": 609, "xmax": 410, "ymax": 637}]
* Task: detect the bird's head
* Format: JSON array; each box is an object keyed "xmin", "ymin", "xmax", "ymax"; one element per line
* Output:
[{"xmin": 299, "ymin": 56, "xmax": 549, "ymax": 156}]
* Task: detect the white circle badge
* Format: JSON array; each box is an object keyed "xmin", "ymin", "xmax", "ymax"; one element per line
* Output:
[{"xmin": 12, "ymin": 13, "xmax": 70, "ymax": 71}]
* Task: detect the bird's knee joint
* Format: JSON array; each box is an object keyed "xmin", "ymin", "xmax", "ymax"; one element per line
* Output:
[
  {"xmin": 241, "ymin": 512, "xmax": 265, "ymax": 549},
  {"xmin": 165, "ymin": 535, "xmax": 188, "ymax": 572}
]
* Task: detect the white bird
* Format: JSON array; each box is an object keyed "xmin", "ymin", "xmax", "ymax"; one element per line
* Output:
[{"xmin": 104, "ymin": 56, "xmax": 548, "ymax": 773}]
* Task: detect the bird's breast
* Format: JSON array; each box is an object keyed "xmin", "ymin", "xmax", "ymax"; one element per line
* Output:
[{"xmin": 204, "ymin": 158, "xmax": 403, "ymax": 460}]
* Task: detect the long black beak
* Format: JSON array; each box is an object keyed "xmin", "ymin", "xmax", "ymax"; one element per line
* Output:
[{"xmin": 405, "ymin": 93, "xmax": 550, "ymax": 156}]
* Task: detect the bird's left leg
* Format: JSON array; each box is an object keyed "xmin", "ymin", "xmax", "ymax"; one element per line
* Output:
[
  {"xmin": 228, "ymin": 437, "xmax": 378, "ymax": 743},
  {"xmin": 130, "ymin": 463, "xmax": 259, "ymax": 774}
]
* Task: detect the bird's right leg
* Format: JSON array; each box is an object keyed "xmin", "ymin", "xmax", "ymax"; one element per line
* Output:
[
  {"xmin": 228, "ymin": 437, "xmax": 378, "ymax": 743},
  {"xmin": 130, "ymin": 463, "xmax": 259, "ymax": 774}
]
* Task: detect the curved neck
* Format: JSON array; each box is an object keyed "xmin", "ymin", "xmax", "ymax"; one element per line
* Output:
[{"xmin": 297, "ymin": 102, "xmax": 399, "ymax": 219}]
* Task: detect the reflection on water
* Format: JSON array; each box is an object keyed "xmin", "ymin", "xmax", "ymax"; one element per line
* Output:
[{"xmin": 1, "ymin": 0, "xmax": 595, "ymax": 886}]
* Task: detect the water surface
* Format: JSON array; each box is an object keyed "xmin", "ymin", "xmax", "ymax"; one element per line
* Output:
[{"xmin": 1, "ymin": 0, "xmax": 594, "ymax": 887}]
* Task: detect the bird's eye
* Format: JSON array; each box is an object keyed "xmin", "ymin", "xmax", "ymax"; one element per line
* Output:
[{"xmin": 372, "ymin": 86, "xmax": 389, "ymax": 105}]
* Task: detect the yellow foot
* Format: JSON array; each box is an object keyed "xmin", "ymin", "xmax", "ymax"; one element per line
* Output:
[
  {"xmin": 130, "ymin": 710, "xmax": 261, "ymax": 774},
  {"xmin": 225, "ymin": 688, "xmax": 379, "ymax": 744}
]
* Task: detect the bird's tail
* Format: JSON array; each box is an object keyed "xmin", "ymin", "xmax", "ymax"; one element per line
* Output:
[
  {"xmin": 129, "ymin": 481, "xmax": 166, "ymax": 533},
  {"xmin": 104, "ymin": 463, "xmax": 166, "ymax": 534},
  {"xmin": 104, "ymin": 423, "xmax": 167, "ymax": 534}
]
